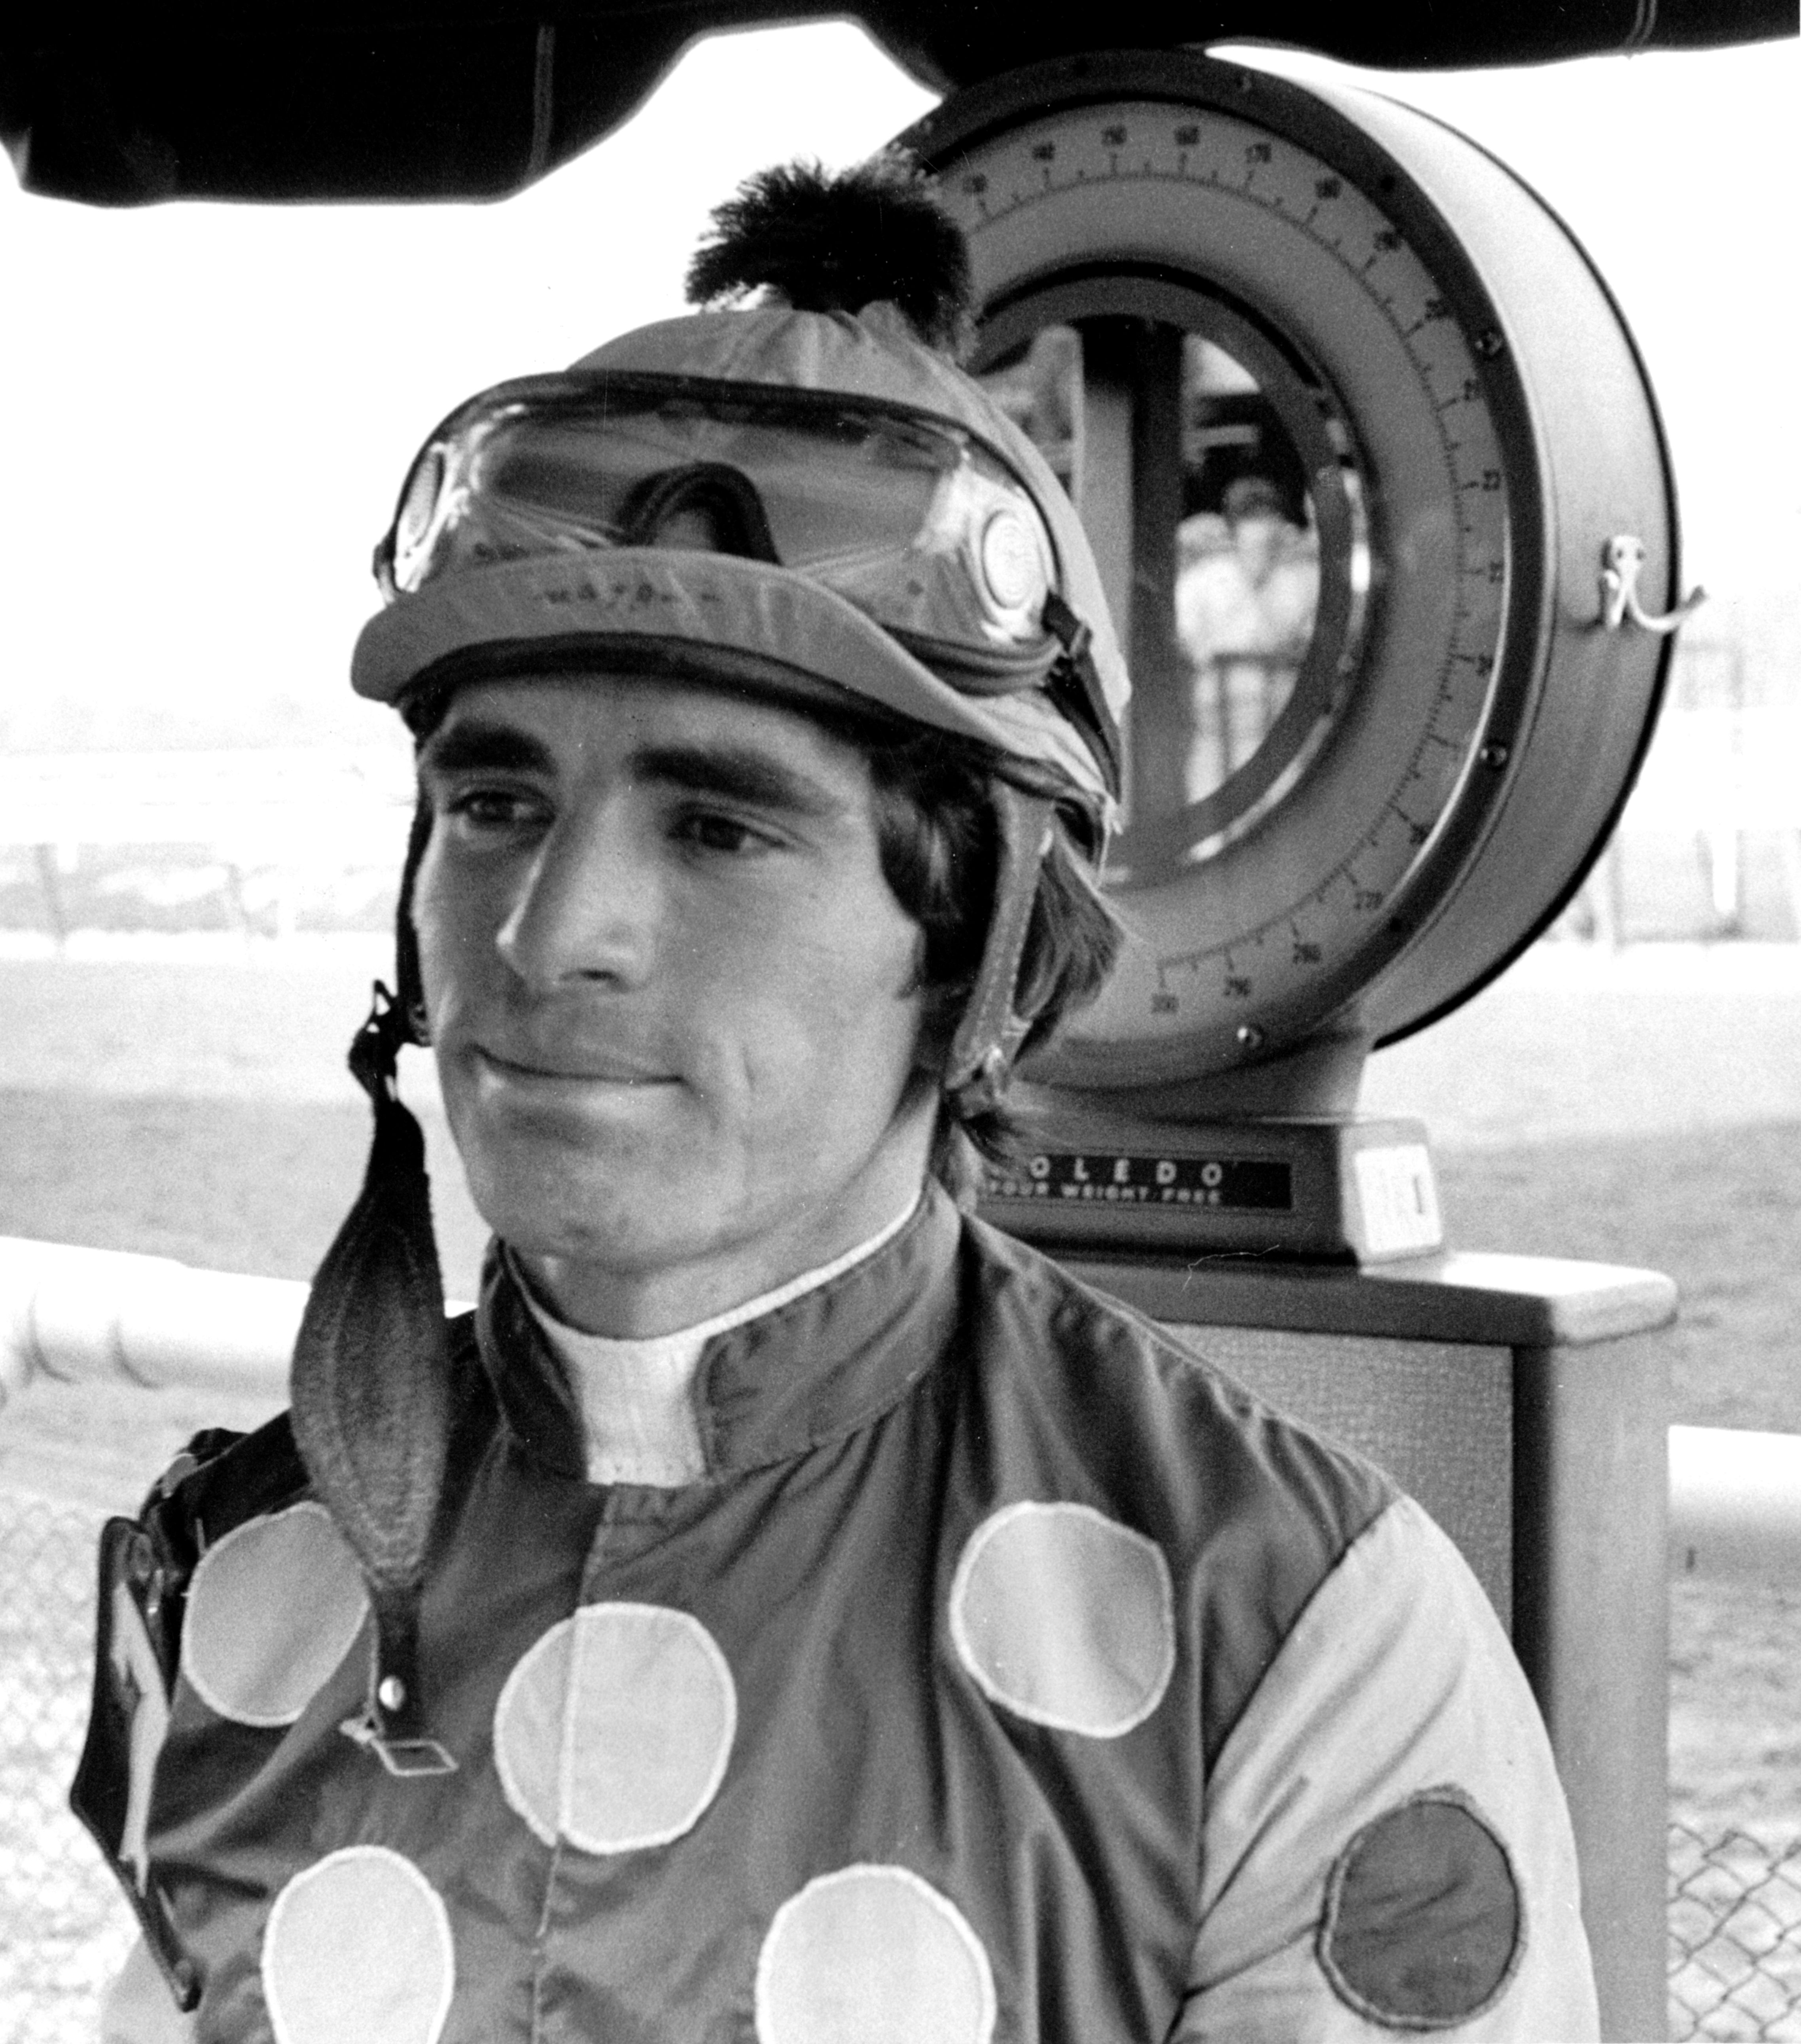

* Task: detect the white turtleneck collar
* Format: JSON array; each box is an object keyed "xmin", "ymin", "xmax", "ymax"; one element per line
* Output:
[{"xmin": 517, "ymin": 1196, "xmax": 921, "ymax": 1488}]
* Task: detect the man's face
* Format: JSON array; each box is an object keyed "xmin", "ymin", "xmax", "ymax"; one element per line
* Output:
[{"xmin": 412, "ymin": 673, "xmax": 937, "ymax": 1336}]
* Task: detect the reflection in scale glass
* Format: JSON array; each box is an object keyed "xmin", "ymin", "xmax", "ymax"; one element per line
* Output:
[{"xmin": 979, "ymin": 323, "xmax": 1370, "ymax": 875}]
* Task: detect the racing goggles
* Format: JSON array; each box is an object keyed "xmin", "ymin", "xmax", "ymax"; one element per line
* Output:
[{"xmin": 375, "ymin": 372, "xmax": 1064, "ymax": 685}]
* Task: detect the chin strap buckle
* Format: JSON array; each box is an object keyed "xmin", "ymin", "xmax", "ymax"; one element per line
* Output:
[
  {"xmin": 339, "ymin": 1714, "xmax": 459, "ymax": 1779},
  {"xmin": 338, "ymin": 1595, "xmax": 458, "ymax": 1777}
]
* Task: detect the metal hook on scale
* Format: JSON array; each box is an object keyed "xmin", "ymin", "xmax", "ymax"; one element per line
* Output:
[{"xmin": 1600, "ymin": 533, "xmax": 1708, "ymax": 635}]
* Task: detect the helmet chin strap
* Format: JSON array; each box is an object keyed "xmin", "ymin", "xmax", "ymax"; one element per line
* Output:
[
  {"xmin": 943, "ymin": 602, "xmax": 1113, "ymax": 1126},
  {"xmin": 288, "ymin": 803, "xmax": 461, "ymax": 1777},
  {"xmin": 945, "ymin": 783, "xmax": 1057, "ymax": 1120}
]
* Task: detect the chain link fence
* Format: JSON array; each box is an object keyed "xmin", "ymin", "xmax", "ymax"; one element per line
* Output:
[
  {"xmin": 0, "ymin": 1489, "xmax": 134, "ymax": 2044},
  {"xmin": 6, "ymin": 1478, "xmax": 1801, "ymax": 2041},
  {"xmin": 1670, "ymin": 1825, "xmax": 1801, "ymax": 2040}
]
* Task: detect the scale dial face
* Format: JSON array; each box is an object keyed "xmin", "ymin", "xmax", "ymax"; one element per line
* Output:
[{"xmin": 906, "ymin": 54, "xmax": 1674, "ymax": 1099}]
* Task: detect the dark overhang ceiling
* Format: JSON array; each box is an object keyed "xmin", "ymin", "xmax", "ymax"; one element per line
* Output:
[{"xmin": 3, "ymin": 1, "xmax": 1794, "ymax": 206}]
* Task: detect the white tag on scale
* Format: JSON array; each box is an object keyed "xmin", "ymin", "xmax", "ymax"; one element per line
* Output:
[{"xmin": 1354, "ymin": 1143, "xmax": 1443, "ymax": 1258}]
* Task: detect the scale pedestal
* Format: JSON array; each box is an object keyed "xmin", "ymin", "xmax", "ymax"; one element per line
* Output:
[{"xmin": 982, "ymin": 1106, "xmax": 1675, "ymax": 2042}]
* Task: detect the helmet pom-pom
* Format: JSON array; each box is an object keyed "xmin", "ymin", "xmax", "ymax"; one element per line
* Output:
[{"xmin": 685, "ymin": 153, "xmax": 973, "ymax": 358}]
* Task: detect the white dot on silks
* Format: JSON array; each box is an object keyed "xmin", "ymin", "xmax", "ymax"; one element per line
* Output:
[
  {"xmin": 261, "ymin": 1846, "xmax": 454, "ymax": 2044},
  {"xmin": 493, "ymin": 1602, "xmax": 737, "ymax": 1853},
  {"xmin": 755, "ymin": 1864, "xmax": 996, "ymax": 2044},
  {"xmin": 949, "ymin": 1500, "xmax": 1176, "ymax": 1737},
  {"xmin": 182, "ymin": 1502, "xmax": 369, "ymax": 1728}
]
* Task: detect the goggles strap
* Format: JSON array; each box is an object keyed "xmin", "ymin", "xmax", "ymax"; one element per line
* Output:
[
  {"xmin": 946, "ymin": 785, "xmax": 1057, "ymax": 1118},
  {"xmin": 619, "ymin": 462, "xmax": 781, "ymax": 561},
  {"xmin": 290, "ymin": 979, "xmax": 462, "ymax": 1775},
  {"xmin": 1042, "ymin": 592, "xmax": 1123, "ymax": 803}
]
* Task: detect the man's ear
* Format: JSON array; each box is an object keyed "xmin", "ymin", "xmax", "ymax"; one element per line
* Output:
[
  {"xmin": 907, "ymin": 973, "xmax": 968, "ymax": 1080},
  {"xmin": 394, "ymin": 798, "xmax": 434, "ymax": 1047}
]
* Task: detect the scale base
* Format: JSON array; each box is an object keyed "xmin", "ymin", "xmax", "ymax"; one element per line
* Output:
[{"xmin": 979, "ymin": 1111, "xmax": 1443, "ymax": 1265}]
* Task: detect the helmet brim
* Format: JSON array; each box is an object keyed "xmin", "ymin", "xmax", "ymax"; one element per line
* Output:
[{"xmin": 352, "ymin": 546, "xmax": 1112, "ymax": 810}]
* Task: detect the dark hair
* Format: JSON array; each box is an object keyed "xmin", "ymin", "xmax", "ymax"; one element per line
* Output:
[{"xmin": 858, "ymin": 722, "xmax": 1123, "ymax": 1200}]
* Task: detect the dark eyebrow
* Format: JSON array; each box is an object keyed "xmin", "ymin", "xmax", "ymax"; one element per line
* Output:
[
  {"xmin": 629, "ymin": 744, "xmax": 850, "ymax": 822},
  {"xmin": 417, "ymin": 719, "xmax": 558, "ymax": 779},
  {"xmin": 417, "ymin": 718, "xmax": 852, "ymax": 822}
]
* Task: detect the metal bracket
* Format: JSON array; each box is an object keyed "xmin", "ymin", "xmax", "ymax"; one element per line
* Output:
[
  {"xmin": 339, "ymin": 1712, "xmax": 458, "ymax": 1778},
  {"xmin": 1600, "ymin": 534, "xmax": 1707, "ymax": 636}
]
